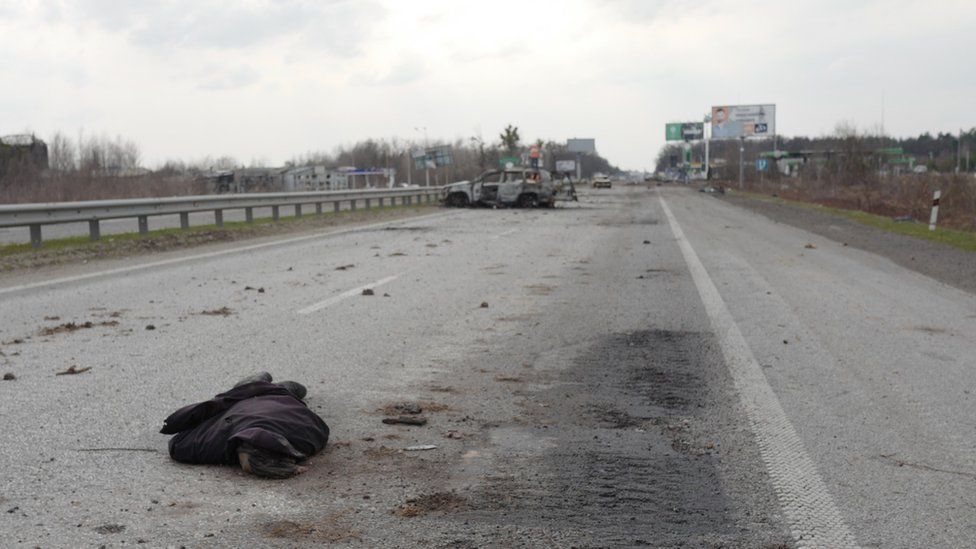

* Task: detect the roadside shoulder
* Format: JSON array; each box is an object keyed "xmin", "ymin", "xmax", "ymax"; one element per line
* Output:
[{"xmin": 720, "ymin": 193, "xmax": 976, "ymax": 295}]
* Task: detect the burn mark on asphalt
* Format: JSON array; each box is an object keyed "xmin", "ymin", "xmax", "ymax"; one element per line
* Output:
[{"xmin": 461, "ymin": 329, "xmax": 790, "ymax": 547}]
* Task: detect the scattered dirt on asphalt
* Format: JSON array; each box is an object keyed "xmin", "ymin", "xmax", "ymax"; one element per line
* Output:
[
  {"xmin": 392, "ymin": 492, "xmax": 466, "ymax": 518},
  {"xmin": 362, "ymin": 288, "xmax": 375, "ymax": 296},
  {"xmin": 382, "ymin": 416, "xmax": 428, "ymax": 426},
  {"xmin": 3, "ymin": 373, "xmax": 15, "ymax": 381},
  {"xmin": 493, "ymin": 375, "xmax": 522, "ymax": 383},
  {"xmin": 199, "ymin": 307, "xmax": 234, "ymax": 316},
  {"xmin": 335, "ymin": 264, "xmax": 355, "ymax": 271},
  {"xmin": 93, "ymin": 524, "xmax": 125, "ymax": 534},
  {"xmin": 524, "ymin": 284, "xmax": 555, "ymax": 296},
  {"xmin": 39, "ymin": 320, "xmax": 119, "ymax": 336},
  {"xmin": 262, "ymin": 511, "xmax": 361, "ymax": 543}
]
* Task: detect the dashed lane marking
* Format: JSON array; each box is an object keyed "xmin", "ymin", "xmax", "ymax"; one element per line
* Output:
[
  {"xmin": 658, "ymin": 193, "xmax": 860, "ymax": 549},
  {"xmin": 296, "ymin": 274, "xmax": 401, "ymax": 315}
]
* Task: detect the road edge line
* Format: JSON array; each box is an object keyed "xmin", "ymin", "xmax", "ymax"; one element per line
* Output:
[{"xmin": 658, "ymin": 192, "xmax": 859, "ymax": 548}]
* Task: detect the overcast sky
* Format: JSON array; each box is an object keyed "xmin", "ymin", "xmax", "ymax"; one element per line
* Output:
[{"xmin": 1, "ymin": 0, "xmax": 973, "ymax": 171}]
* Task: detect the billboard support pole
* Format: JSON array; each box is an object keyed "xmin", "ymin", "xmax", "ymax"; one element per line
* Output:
[
  {"xmin": 738, "ymin": 137, "xmax": 745, "ymax": 189},
  {"xmin": 576, "ymin": 152, "xmax": 582, "ymax": 181}
]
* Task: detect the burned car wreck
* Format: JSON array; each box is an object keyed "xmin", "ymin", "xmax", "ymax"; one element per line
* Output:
[{"xmin": 441, "ymin": 168, "xmax": 577, "ymax": 208}]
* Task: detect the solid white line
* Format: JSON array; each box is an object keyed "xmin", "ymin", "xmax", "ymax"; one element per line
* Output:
[
  {"xmin": 297, "ymin": 274, "xmax": 401, "ymax": 315},
  {"xmin": 0, "ymin": 211, "xmax": 457, "ymax": 297},
  {"xmin": 658, "ymin": 193, "xmax": 859, "ymax": 549}
]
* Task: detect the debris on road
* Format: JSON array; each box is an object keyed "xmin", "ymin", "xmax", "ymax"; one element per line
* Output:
[
  {"xmin": 389, "ymin": 252, "xmax": 407, "ymax": 257},
  {"xmin": 384, "ymin": 402, "xmax": 423, "ymax": 415},
  {"xmin": 382, "ymin": 416, "xmax": 428, "ymax": 426},
  {"xmin": 480, "ymin": 302, "xmax": 489, "ymax": 308},
  {"xmin": 494, "ymin": 375, "xmax": 522, "ymax": 382},
  {"xmin": 93, "ymin": 524, "xmax": 125, "ymax": 534},
  {"xmin": 643, "ymin": 240, "xmax": 651, "ymax": 244},
  {"xmin": 362, "ymin": 288, "xmax": 375, "ymax": 296},
  {"xmin": 335, "ymin": 264, "xmax": 355, "ymax": 271},
  {"xmin": 199, "ymin": 307, "xmax": 234, "ymax": 316},
  {"xmin": 244, "ymin": 286, "xmax": 265, "ymax": 293},
  {"xmin": 804, "ymin": 243, "xmax": 817, "ymax": 249},
  {"xmin": 392, "ymin": 492, "xmax": 466, "ymax": 518},
  {"xmin": 145, "ymin": 324, "xmax": 156, "ymax": 331},
  {"xmin": 442, "ymin": 430, "xmax": 464, "ymax": 439},
  {"xmin": 43, "ymin": 315, "xmax": 60, "ymax": 321},
  {"xmin": 404, "ymin": 445, "xmax": 437, "ymax": 451},
  {"xmin": 40, "ymin": 320, "xmax": 119, "ymax": 336},
  {"xmin": 56, "ymin": 366, "xmax": 92, "ymax": 376},
  {"xmin": 2, "ymin": 373, "xmax": 15, "ymax": 381}
]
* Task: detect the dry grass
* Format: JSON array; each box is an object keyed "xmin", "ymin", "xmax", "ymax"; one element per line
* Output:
[
  {"xmin": 1, "ymin": 173, "xmax": 208, "ymax": 204},
  {"xmin": 737, "ymin": 172, "xmax": 976, "ymax": 232}
]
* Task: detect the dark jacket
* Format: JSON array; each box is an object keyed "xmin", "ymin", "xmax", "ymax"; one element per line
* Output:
[{"xmin": 160, "ymin": 381, "xmax": 329, "ymax": 465}]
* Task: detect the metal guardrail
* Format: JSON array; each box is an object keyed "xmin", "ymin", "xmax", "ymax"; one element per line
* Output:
[{"xmin": 0, "ymin": 187, "xmax": 444, "ymax": 248}]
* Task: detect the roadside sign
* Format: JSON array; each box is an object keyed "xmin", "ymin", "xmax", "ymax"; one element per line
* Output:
[
  {"xmin": 756, "ymin": 158, "xmax": 769, "ymax": 171},
  {"xmin": 666, "ymin": 122, "xmax": 704, "ymax": 141},
  {"xmin": 555, "ymin": 159, "xmax": 576, "ymax": 172},
  {"xmin": 500, "ymin": 156, "xmax": 520, "ymax": 168}
]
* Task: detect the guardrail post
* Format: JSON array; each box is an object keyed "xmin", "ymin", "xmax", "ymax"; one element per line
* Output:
[
  {"xmin": 88, "ymin": 220, "xmax": 100, "ymax": 241},
  {"xmin": 138, "ymin": 215, "xmax": 149, "ymax": 235},
  {"xmin": 272, "ymin": 205, "xmax": 280, "ymax": 221},
  {"xmin": 180, "ymin": 212, "xmax": 190, "ymax": 230},
  {"xmin": 365, "ymin": 198, "xmax": 371, "ymax": 210},
  {"xmin": 333, "ymin": 201, "xmax": 340, "ymax": 213},
  {"xmin": 427, "ymin": 193, "xmax": 433, "ymax": 204},
  {"xmin": 392, "ymin": 196, "xmax": 398, "ymax": 206},
  {"xmin": 245, "ymin": 207, "xmax": 254, "ymax": 223},
  {"xmin": 315, "ymin": 202, "xmax": 322, "ymax": 215},
  {"xmin": 406, "ymin": 196, "xmax": 412, "ymax": 206},
  {"xmin": 295, "ymin": 204, "xmax": 302, "ymax": 218},
  {"xmin": 351, "ymin": 199, "xmax": 357, "ymax": 212},
  {"xmin": 214, "ymin": 209, "xmax": 224, "ymax": 227},
  {"xmin": 379, "ymin": 197, "xmax": 385, "ymax": 208},
  {"xmin": 29, "ymin": 224, "xmax": 42, "ymax": 249}
]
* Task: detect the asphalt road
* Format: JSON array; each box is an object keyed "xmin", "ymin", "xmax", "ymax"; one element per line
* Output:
[{"xmin": 1, "ymin": 186, "xmax": 974, "ymax": 547}]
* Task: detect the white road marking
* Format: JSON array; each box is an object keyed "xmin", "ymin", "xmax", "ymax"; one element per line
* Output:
[
  {"xmin": 658, "ymin": 193, "xmax": 859, "ymax": 549},
  {"xmin": 494, "ymin": 228, "xmax": 518, "ymax": 239},
  {"xmin": 0, "ymin": 211, "xmax": 458, "ymax": 297},
  {"xmin": 297, "ymin": 274, "xmax": 401, "ymax": 315}
]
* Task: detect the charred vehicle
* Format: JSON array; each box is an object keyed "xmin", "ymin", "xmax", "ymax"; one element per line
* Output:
[{"xmin": 441, "ymin": 168, "xmax": 577, "ymax": 208}]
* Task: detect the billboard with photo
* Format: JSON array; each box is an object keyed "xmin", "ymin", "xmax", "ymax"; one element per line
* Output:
[
  {"xmin": 554, "ymin": 159, "xmax": 576, "ymax": 172},
  {"xmin": 710, "ymin": 104, "xmax": 775, "ymax": 139}
]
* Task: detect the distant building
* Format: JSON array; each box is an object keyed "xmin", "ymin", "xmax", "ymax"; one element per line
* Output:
[
  {"xmin": 282, "ymin": 166, "xmax": 349, "ymax": 191},
  {"xmin": 0, "ymin": 134, "xmax": 49, "ymax": 178},
  {"xmin": 234, "ymin": 167, "xmax": 284, "ymax": 192}
]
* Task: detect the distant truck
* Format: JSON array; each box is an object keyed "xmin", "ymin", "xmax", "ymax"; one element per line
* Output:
[{"xmin": 441, "ymin": 168, "xmax": 577, "ymax": 208}]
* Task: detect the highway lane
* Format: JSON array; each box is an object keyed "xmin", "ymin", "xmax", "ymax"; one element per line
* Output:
[{"xmin": 0, "ymin": 186, "xmax": 974, "ymax": 547}]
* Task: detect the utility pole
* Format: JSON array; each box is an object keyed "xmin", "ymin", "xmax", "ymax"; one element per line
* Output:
[
  {"xmin": 958, "ymin": 128, "xmax": 963, "ymax": 173},
  {"xmin": 704, "ymin": 114, "xmax": 711, "ymax": 180}
]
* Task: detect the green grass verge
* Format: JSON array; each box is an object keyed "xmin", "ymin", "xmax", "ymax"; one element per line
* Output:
[
  {"xmin": 0, "ymin": 204, "xmax": 433, "ymax": 258},
  {"xmin": 737, "ymin": 191, "xmax": 976, "ymax": 252}
]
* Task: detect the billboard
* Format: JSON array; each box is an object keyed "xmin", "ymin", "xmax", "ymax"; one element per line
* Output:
[
  {"xmin": 555, "ymin": 159, "xmax": 576, "ymax": 172},
  {"xmin": 567, "ymin": 138, "xmax": 596, "ymax": 154},
  {"xmin": 666, "ymin": 122, "xmax": 704, "ymax": 141},
  {"xmin": 711, "ymin": 104, "xmax": 775, "ymax": 139},
  {"xmin": 412, "ymin": 146, "xmax": 453, "ymax": 169}
]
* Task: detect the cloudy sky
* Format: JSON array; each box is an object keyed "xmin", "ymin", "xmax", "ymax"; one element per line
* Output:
[{"xmin": 1, "ymin": 0, "xmax": 973, "ymax": 170}]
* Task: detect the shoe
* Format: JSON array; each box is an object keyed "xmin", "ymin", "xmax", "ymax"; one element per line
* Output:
[
  {"xmin": 277, "ymin": 381, "xmax": 307, "ymax": 400},
  {"xmin": 233, "ymin": 372, "xmax": 273, "ymax": 388}
]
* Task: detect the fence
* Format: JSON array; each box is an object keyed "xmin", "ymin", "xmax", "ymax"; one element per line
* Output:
[{"xmin": 0, "ymin": 187, "xmax": 444, "ymax": 248}]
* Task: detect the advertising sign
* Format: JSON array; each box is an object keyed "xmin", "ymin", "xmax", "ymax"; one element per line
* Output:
[
  {"xmin": 711, "ymin": 104, "xmax": 775, "ymax": 139},
  {"xmin": 499, "ymin": 156, "xmax": 520, "ymax": 168},
  {"xmin": 555, "ymin": 159, "xmax": 576, "ymax": 172},
  {"xmin": 567, "ymin": 138, "xmax": 596, "ymax": 154},
  {"xmin": 666, "ymin": 122, "xmax": 704, "ymax": 141},
  {"xmin": 412, "ymin": 147, "xmax": 453, "ymax": 169}
]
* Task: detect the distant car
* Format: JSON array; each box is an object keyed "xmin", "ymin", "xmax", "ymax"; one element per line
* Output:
[{"xmin": 592, "ymin": 176, "xmax": 612, "ymax": 188}]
